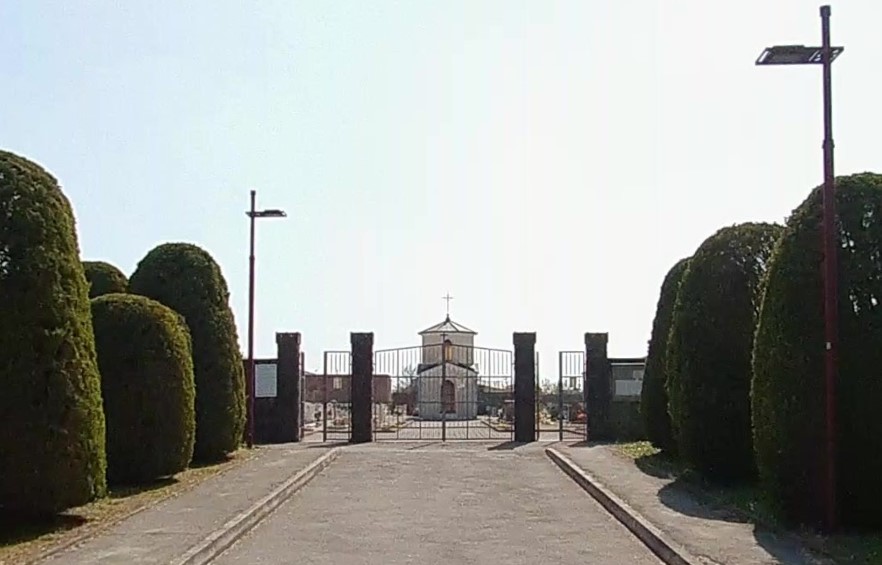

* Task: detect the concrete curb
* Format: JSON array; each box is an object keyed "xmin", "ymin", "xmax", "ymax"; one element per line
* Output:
[
  {"xmin": 545, "ymin": 447, "xmax": 700, "ymax": 565},
  {"xmin": 170, "ymin": 447, "xmax": 341, "ymax": 565}
]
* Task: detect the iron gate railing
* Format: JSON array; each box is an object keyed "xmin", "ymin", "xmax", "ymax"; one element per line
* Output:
[
  {"xmin": 558, "ymin": 350, "xmax": 587, "ymax": 440},
  {"xmin": 536, "ymin": 351, "xmax": 586, "ymax": 440},
  {"xmin": 373, "ymin": 343, "xmax": 514, "ymax": 441},
  {"xmin": 316, "ymin": 350, "xmax": 352, "ymax": 442}
]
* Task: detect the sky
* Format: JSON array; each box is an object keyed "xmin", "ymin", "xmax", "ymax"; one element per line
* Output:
[{"xmin": 3, "ymin": 1, "xmax": 881, "ymax": 375}]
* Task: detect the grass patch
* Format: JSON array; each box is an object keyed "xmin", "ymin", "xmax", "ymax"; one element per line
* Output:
[
  {"xmin": 613, "ymin": 440, "xmax": 682, "ymax": 479},
  {"xmin": 612, "ymin": 442, "xmax": 882, "ymax": 564},
  {"xmin": 0, "ymin": 448, "xmax": 255, "ymax": 565},
  {"xmin": 615, "ymin": 440, "xmax": 660, "ymax": 459}
]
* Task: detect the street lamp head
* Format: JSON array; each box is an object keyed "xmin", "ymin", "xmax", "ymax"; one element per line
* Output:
[
  {"xmin": 756, "ymin": 44, "xmax": 843, "ymax": 66},
  {"xmin": 247, "ymin": 209, "xmax": 287, "ymax": 219}
]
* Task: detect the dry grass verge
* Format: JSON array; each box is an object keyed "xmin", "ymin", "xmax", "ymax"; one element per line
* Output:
[{"xmin": 0, "ymin": 449, "xmax": 256, "ymax": 565}]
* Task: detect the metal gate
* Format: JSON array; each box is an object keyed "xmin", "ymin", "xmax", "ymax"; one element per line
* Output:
[
  {"xmin": 536, "ymin": 351, "xmax": 587, "ymax": 440},
  {"xmin": 373, "ymin": 343, "xmax": 514, "ymax": 441},
  {"xmin": 310, "ymin": 350, "xmax": 352, "ymax": 442}
]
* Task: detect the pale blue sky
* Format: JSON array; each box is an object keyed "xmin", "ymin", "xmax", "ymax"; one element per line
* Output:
[{"xmin": 3, "ymin": 1, "xmax": 880, "ymax": 374}]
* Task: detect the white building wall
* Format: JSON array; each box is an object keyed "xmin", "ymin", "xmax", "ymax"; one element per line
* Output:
[
  {"xmin": 420, "ymin": 333, "xmax": 474, "ymax": 366},
  {"xmin": 416, "ymin": 363, "xmax": 478, "ymax": 420}
]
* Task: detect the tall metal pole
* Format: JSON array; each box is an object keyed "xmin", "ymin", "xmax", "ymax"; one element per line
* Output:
[
  {"xmin": 558, "ymin": 352, "xmax": 564, "ymax": 442},
  {"xmin": 441, "ymin": 333, "xmax": 447, "ymax": 442},
  {"xmin": 820, "ymin": 4, "xmax": 838, "ymax": 533},
  {"xmin": 246, "ymin": 190, "xmax": 257, "ymax": 448},
  {"xmin": 322, "ymin": 351, "xmax": 328, "ymax": 443}
]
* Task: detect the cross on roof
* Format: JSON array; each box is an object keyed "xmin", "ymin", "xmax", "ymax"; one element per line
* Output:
[{"xmin": 442, "ymin": 293, "xmax": 454, "ymax": 316}]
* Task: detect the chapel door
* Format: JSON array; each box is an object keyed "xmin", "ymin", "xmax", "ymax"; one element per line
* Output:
[{"xmin": 441, "ymin": 380, "xmax": 456, "ymax": 414}]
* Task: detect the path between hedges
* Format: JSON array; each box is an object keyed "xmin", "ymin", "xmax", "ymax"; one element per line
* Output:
[
  {"xmin": 36, "ymin": 442, "xmax": 665, "ymax": 565},
  {"xmin": 211, "ymin": 442, "xmax": 660, "ymax": 565}
]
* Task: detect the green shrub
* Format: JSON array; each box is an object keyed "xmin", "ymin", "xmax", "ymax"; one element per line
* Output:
[
  {"xmin": 0, "ymin": 150, "xmax": 107, "ymax": 514},
  {"xmin": 91, "ymin": 293, "xmax": 196, "ymax": 484},
  {"xmin": 83, "ymin": 260, "xmax": 128, "ymax": 298},
  {"xmin": 641, "ymin": 257, "xmax": 690, "ymax": 453},
  {"xmin": 753, "ymin": 173, "xmax": 882, "ymax": 528},
  {"xmin": 666, "ymin": 222, "xmax": 782, "ymax": 482},
  {"xmin": 129, "ymin": 243, "xmax": 245, "ymax": 461}
]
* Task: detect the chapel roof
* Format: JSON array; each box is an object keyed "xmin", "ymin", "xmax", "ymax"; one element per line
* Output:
[
  {"xmin": 418, "ymin": 315, "xmax": 477, "ymax": 336},
  {"xmin": 416, "ymin": 361, "xmax": 478, "ymax": 374}
]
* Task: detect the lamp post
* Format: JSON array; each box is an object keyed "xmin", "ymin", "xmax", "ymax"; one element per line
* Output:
[
  {"xmin": 246, "ymin": 190, "xmax": 287, "ymax": 448},
  {"xmin": 756, "ymin": 5, "xmax": 844, "ymax": 532}
]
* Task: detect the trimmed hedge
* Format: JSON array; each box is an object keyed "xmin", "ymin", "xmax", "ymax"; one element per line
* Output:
[
  {"xmin": 641, "ymin": 257, "xmax": 690, "ymax": 453},
  {"xmin": 83, "ymin": 260, "xmax": 128, "ymax": 298},
  {"xmin": 0, "ymin": 150, "xmax": 107, "ymax": 514},
  {"xmin": 129, "ymin": 243, "xmax": 245, "ymax": 461},
  {"xmin": 92, "ymin": 294, "xmax": 196, "ymax": 484},
  {"xmin": 666, "ymin": 222, "xmax": 782, "ymax": 482},
  {"xmin": 753, "ymin": 173, "xmax": 882, "ymax": 528}
]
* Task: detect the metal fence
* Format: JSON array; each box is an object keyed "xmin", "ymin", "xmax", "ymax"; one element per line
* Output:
[{"xmin": 372, "ymin": 343, "xmax": 515, "ymax": 441}]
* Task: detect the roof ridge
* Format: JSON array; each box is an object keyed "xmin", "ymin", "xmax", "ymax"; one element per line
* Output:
[{"xmin": 418, "ymin": 316, "xmax": 477, "ymax": 335}]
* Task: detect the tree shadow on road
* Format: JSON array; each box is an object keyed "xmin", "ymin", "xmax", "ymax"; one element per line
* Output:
[
  {"xmin": 633, "ymin": 452, "xmax": 681, "ymax": 479},
  {"xmin": 564, "ymin": 440, "xmax": 614, "ymax": 449},
  {"xmin": 653, "ymin": 476, "xmax": 826, "ymax": 564},
  {"xmin": 656, "ymin": 479, "xmax": 751, "ymax": 524},
  {"xmin": 0, "ymin": 512, "xmax": 87, "ymax": 548},
  {"xmin": 487, "ymin": 441, "xmax": 525, "ymax": 451},
  {"xmin": 0, "ymin": 476, "xmax": 177, "ymax": 549},
  {"xmin": 305, "ymin": 441, "xmax": 348, "ymax": 449}
]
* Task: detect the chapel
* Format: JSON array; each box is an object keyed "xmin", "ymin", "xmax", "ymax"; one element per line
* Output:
[{"xmin": 415, "ymin": 314, "xmax": 479, "ymax": 420}]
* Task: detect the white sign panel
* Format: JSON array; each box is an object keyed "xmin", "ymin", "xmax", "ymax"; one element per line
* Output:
[
  {"xmin": 255, "ymin": 363, "xmax": 278, "ymax": 398},
  {"xmin": 615, "ymin": 379, "xmax": 642, "ymax": 397}
]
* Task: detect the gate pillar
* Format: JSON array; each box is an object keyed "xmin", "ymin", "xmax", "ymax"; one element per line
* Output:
[
  {"xmin": 585, "ymin": 332, "xmax": 613, "ymax": 441},
  {"xmin": 513, "ymin": 332, "xmax": 537, "ymax": 443},
  {"xmin": 268, "ymin": 332, "xmax": 302, "ymax": 443},
  {"xmin": 350, "ymin": 332, "xmax": 374, "ymax": 443}
]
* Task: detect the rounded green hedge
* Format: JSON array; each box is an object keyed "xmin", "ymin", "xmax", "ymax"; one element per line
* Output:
[
  {"xmin": 753, "ymin": 173, "xmax": 882, "ymax": 528},
  {"xmin": 83, "ymin": 260, "xmax": 128, "ymax": 298},
  {"xmin": 0, "ymin": 150, "xmax": 107, "ymax": 514},
  {"xmin": 129, "ymin": 243, "xmax": 245, "ymax": 461},
  {"xmin": 666, "ymin": 222, "xmax": 782, "ymax": 482},
  {"xmin": 92, "ymin": 293, "xmax": 196, "ymax": 484},
  {"xmin": 641, "ymin": 257, "xmax": 690, "ymax": 453}
]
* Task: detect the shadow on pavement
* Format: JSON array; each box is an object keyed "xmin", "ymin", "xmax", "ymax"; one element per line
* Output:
[
  {"xmin": 0, "ymin": 513, "xmax": 87, "ymax": 547},
  {"xmin": 633, "ymin": 452, "xmax": 681, "ymax": 479},
  {"xmin": 0, "ymin": 476, "xmax": 178, "ymax": 548},
  {"xmin": 486, "ymin": 441, "xmax": 525, "ymax": 451},
  {"xmin": 653, "ymin": 471, "xmax": 820, "ymax": 563},
  {"xmin": 305, "ymin": 441, "xmax": 348, "ymax": 449},
  {"xmin": 564, "ymin": 440, "xmax": 614, "ymax": 449},
  {"xmin": 656, "ymin": 479, "xmax": 750, "ymax": 524}
]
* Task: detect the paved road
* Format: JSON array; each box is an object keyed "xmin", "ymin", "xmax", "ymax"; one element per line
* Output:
[{"xmin": 212, "ymin": 443, "xmax": 661, "ymax": 565}]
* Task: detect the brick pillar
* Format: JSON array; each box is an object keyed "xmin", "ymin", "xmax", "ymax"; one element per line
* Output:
[
  {"xmin": 272, "ymin": 332, "xmax": 302, "ymax": 443},
  {"xmin": 350, "ymin": 332, "xmax": 373, "ymax": 443},
  {"xmin": 513, "ymin": 332, "xmax": 537, "ymax": 443},
  {"xmin": 585, "ymin": 332, "xmax": 612, "ymax": 441}
]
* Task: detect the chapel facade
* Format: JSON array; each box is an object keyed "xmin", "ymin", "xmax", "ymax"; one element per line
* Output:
[{"xmin": 415, "ymin": 315, "xmax": 479, "ymax": 420}]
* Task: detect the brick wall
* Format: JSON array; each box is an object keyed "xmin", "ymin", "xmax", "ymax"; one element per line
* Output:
[{"xmin": 302, "ymin": 373, "xmax": 392, "ymax": 404}]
